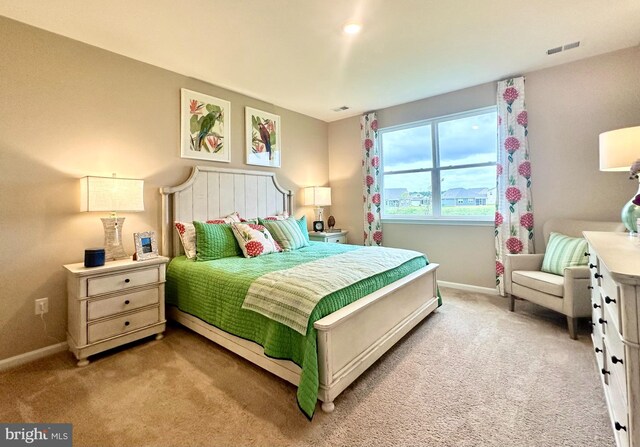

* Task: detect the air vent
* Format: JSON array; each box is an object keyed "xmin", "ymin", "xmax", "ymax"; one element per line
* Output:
[
  {"xmin": 547, "ymin": 41, "xmax": 580, "ymax": 55},
  {"xmin": 332, "ymin": 106, "xmax": 350, "ymax": 112}
]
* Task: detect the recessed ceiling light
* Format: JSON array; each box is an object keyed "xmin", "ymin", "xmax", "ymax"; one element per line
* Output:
[{"xmin": 343, "ymin": 23, "xmax": 362, "ymax": 35}]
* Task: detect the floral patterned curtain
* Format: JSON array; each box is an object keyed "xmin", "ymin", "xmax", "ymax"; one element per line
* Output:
[
  {"xmin": 362, "ymin": 112, "xmax": 383, "ymax": 246},
  {"xmin": 495, "ymin": 77, "xmax": 534, "ymax": 295}
]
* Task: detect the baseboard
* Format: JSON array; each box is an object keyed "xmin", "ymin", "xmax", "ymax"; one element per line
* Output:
[
  {"xmin": 0, "ymin": 342, "xmax": 68, "ymax": 372},
  {"xmin": 437, "ymin": 280, "xmax": 499, "ymax": 296}
]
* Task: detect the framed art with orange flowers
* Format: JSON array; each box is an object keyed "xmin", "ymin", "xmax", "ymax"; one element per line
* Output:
[
  {"xmin": 180, "ymin": 88, "xmax": 231, "ymax": 162},
  {"xmin": 245, "ymin": 107, "xmax": 281, "ymax": 168}
]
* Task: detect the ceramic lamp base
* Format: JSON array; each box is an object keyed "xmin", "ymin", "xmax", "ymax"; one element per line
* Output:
[
  {"xmin": 621, "ymin": 200, "xmax": 640, "ymax": 234},
  {"xmin": 101, "ymin": 217, "xmax": 128, "ymax": 260}
]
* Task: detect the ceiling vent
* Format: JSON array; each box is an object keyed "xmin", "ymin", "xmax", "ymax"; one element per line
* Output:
[
  {"xmin": 332, "ymin": 106, "xmax": 350, "ymax": 112},
  {"xmin": 547, "ymin": 41, "xmax": 580, "ymax": 55}
]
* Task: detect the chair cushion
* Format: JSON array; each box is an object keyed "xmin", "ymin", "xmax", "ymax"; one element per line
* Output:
[
  {"xmin": 541, "ymin": 232, "xmax": 588, "ymax": 276},
  {"xmin": 512, "ymin": 270, "xmax": 564, "ymax": 297}
]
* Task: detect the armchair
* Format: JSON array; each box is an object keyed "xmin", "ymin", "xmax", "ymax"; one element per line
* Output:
[{"xmin": 505, "ymin": 218, "xmax": 624, "ymax": 339}]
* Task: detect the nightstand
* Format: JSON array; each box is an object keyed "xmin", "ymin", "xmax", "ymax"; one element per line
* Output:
[
  {"xmin": 309, "ymin": 230, "xmax": 348, "ymax": 244},
  {"xmin": 64, "ymin": 256, "xmax": 169, "ymax": 366}
]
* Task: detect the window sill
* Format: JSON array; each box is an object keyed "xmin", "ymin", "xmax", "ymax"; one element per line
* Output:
[{"xmin": 381, "ymin": 217, "xmax": 494, "ymax": 227}]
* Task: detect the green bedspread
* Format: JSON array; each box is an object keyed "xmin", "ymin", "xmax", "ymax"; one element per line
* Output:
[{"xmin": 166, "ymin": 242, "xmax": 434, "ymax": 418}]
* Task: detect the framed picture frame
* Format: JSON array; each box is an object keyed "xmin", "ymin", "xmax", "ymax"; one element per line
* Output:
[
  {"xmin": 133, "ymin": 231, "xmax": 158, "ymax": 261},
  {"xmin": 245, "ymin": 107, "xmax": 281, "ymax": 168},
  {"xmin": 180, "ymin": 88, "xmax": 231, "ymax": 163}
]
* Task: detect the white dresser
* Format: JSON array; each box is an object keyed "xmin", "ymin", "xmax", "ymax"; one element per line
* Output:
[
  {"xmin": 584, "ymin": 232, "xmax": 640, "ymax": 447},
  {"xmin": 64, "ymin": 257, "xmax": 169, "ymax": 366}
]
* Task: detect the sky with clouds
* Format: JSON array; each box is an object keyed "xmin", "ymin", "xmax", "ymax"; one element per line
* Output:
[{"xmin": 381, "ymin": 110, "xmax": 497, "ymax": 193}]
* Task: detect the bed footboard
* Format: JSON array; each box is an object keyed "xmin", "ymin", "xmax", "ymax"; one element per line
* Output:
[{"xmin": 314, "ymin": 263, "xmax": 439, "ymax": 411}]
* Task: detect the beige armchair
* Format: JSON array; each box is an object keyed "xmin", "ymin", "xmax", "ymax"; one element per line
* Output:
[{"xmin": 505, "ymin": 218, "xmax": 624, "ymax": 339}]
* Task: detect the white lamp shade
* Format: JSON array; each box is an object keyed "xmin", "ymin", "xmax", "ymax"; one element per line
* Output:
[
  {"xmin": 80, "ymin": 176, "xmax": 144, "ymax": 212},
  {"xmin": 303, "ymin": 186, "xmax": 332, "ymax": 207},
  {"xmin": 599, "ymin": 126, "xmax": 640, "ymax": 171}
]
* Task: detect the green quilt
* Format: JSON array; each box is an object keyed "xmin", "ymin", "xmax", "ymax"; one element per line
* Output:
[{"xmin": 166, "ymin": 242, "xmax": 436, "ymax": 419}]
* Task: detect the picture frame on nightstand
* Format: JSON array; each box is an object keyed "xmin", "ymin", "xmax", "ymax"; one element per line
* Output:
[{"xmin": 133, "ymin": 231, "xmax": 158, "ymax": 261}]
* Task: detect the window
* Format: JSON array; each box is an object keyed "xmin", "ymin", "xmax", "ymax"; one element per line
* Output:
[{"xmin": 380, "ymin": 106, "xmax": 497, "ymax": 222}]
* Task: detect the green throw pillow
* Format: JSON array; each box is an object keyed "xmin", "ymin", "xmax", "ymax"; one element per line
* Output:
[
  {"xmin": 297, "ymin": 215, "xmax": 309, "ymax": 242},
  {"xmin": 193, "ymin": 221, "xmax": 242, "ymax": 261},
  {"xmin": 541, "ymin": 232, "xmax": 588, "ymax": 276},
  {"xmin": 259, "ymin": 217, "xmax": 310, "ymax": 251}
]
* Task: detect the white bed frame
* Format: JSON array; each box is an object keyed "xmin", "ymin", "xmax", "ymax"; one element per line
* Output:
[{"xmin": 160, "ymin": 166, "xmax": 439, "ymax": 413}]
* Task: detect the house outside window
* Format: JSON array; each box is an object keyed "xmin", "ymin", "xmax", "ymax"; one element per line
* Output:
[{"xmin": 380, "ymin": 106, "xmax": 497, "ymax": 222}]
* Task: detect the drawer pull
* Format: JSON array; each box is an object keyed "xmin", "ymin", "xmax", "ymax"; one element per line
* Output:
[
  {"xmin": 584, "ymin": 252, "xmax": 590, "ymax": 257},
  {"xmin": 615, "ymin": 422, "xmax": 627, "ymax": 432},
  {"xmin": 611, "ymin": 356, "xmax": 624, "ymax": 365},
  {"xmin": 589, "ymin": 263, "xmax": 597, "ymax": 269},
  {"xmin": 601, "ymin": 368, "xmax": 610, "ymax": 376},
  {"xmin": 595, "ymin": 347, "xmax": 602, "ymax": 353},
  {"xmin": 604, "ymin": 296, "xmax": 617, "ymax": 305},
  {"xmin": 124, "ymin": 300, "xmax": 130, "ymax": 305},
  {"xmin": 594, "ymin": 273, "xmax": 603, "ymax": 279},
  {"xmin": 590, "ymin": 321, "xmax": 596, "ymax": 327},
  {"xmin": 124, "ymin": 321, "xmax": 130, "ymax": 326},
  {"xmin": 124, "ymin": 278, "xmax": 131, "ymax": 283},
  {"xmin": 593, "ymin": 303, "xmax": 601, "ymax": 309},
  {"xmin": 598, "ymin": 318, "xmax": 607, "ymax": 325},
  {"xmin": 587, "ymin": 285, "xmax": 594, "ymax": 290}
]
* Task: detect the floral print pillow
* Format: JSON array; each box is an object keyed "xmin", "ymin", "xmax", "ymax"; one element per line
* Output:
[
  {"xmin": 175, "ymin": 212, "xmax": 242, "ymax": 259},
  {"xmin": 261, "ymin": 211, "xmax": 289, "ymax": 221},
  {"xmin": 230, "ymin": 223, "xmax": 282, "ymax": 258}
]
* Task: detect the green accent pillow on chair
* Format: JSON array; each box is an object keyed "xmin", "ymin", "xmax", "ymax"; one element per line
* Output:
[
  {"xmin": 193, "ymin": 222, "xmax": 242, "ymax": 261},
  {"xmin": 541, "ymin": 232, "xmax": 588, "ymax": 276}
]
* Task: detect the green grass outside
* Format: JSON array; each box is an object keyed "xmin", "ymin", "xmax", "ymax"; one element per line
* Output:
[{"xmin": 385, "ymin": 205, "xmax": 494, "ymax": 217}]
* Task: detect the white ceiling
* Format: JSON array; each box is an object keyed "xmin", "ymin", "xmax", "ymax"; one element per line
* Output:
[{"xmin": 1, "ymin": 0, "xmax": 639, "ymax": 122}]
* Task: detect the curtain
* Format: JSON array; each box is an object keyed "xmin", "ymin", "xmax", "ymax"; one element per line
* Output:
[
  {"xmin": 361, "ymin": 112, "xmax": 383, "ymax": 246},
  {"xmin": 495, "ymin": 77, "xmax": 534, "ymax": 295}
]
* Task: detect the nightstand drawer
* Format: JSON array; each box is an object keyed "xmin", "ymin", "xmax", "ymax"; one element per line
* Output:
[
  {"xmin": 88, "ymin": 288, "xmax": 160, "ymax": 321},
  {"xmin": 328, "ymin": 235, "xmax": 346, "ymax": 243},
  {"xmin": 87, "ymin": 267, "xmax": 159, "ymax": 296},
  {"xmin": 88, "ymin": 307, "xmax": 159, "ymax": 343}
]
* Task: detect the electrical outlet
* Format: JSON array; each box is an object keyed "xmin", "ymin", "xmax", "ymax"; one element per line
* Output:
[{"xmin": 35, "ymin": 297, "xmax": 49, "ymax": 315}]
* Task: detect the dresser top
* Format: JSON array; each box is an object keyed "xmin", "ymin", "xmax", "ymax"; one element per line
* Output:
[
  {"xmin": 64, "ymin": 256, "xmax": 169, "ymax": 276},
  {"xmin": 583, "ymin": 231, "xmax": 640, "ymax": 283}
]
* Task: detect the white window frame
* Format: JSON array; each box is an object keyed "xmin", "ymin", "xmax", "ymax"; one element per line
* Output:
[{"xmin": 380, "ymin": 106, "xmax": 497, "ymax": 225}]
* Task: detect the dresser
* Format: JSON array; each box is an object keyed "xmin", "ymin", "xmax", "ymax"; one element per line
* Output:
[
  {"xmin": 308, "ymin": 230, "xmax": 348, "ymax": 244},
  {"xmin": 584, "ymin": 232, "xmax": 640, "ymax": 447},
  {"xmin": 64, "ymin": 257, "xmax": 169, "ymax": 366}
]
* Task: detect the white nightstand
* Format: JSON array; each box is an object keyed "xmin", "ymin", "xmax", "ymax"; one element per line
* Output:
[
  {"xmin": 64, "ymin": 256, "xmax": 169, "ymax": 366},
  {"xmin": 309, "ymin": 230, "xmax": 348, "ymax": 244}
]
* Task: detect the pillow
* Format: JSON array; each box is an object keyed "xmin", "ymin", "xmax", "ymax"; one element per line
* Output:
[
  {"xmin": 193, "ymin": 221, "xmax": 242, "ymax": 261},
  {"xmin": 297, "ymin": 215, "xmax": 309, "ymax": 242},
  {"xmin": 259, "ymin": 217, "xmax": 310, "ymax": 251},
  {"xmin": 174, "ymin": 212, "xmax": 241, "ymax": 259},
  {"xmin": 541, "ymin": 232, "xmax": 589, "ymax": 276},
  {"xmin": 231, "ymin": 223, "xmax": 282, "ymax": 258},
  {"xmin": 261, "ymin": 211, "xmax": 289, "ymax": 221}
]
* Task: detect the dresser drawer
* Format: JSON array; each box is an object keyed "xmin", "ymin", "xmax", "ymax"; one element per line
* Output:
[
  {"xmin": 599, "ymin": 263, "xmax": 622, "ymax": 334},
  {"xmin": 603, "ymin": 308, "xmax": 627, "ymax": 396},
  {"xmin": 608, "ymin": 380, "xmax": 630, "ymax": 447},
  {"xmin": 592, "ymin": 333, "xmax": 606, "ymax": 376},
  {"xmin": 87, "ymin": 307, "xmax": 159, "ymax": 343},
  {"xmin": 87, "ymin": 288, "xmax": 159, "ymax": 321},
  {"xmin": 87, "ymin": 267, "xmax": 160, "ymax": 296}
]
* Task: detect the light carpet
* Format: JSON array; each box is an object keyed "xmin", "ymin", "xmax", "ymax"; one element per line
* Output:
[{"xmin": 0, "ymin": 287, "xmax": 614, "ymax": 446}]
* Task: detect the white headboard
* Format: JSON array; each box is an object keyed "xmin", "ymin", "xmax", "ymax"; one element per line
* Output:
[{"xmin": 160, "ymin": 166, "xmax": 293, "ymax": 257}]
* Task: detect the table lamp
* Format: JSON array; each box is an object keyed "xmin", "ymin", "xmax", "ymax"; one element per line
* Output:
[
  {"xmin": 80, "ymin": 174, "xmax": 145, "ymax": 260},
  {"xmin": 303, "ymin": 186, "xmax": 331, "ymax": 232},
  {"xmin": 599, "ymin": 126, "xmax": 640, "ymax": 233}
]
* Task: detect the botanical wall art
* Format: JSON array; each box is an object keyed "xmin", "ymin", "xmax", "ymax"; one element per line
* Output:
[
  {"xmin": 245, "ymin": 107, "xmax": 281, "ymax": 168},
  {"xmin": 181, "ymin": 88, "xmax": 231, "ymax": 162}
]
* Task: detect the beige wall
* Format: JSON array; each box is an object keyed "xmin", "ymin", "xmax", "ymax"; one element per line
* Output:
[
  {"xmin": 0, "ymin": 17, "xmax": 328, "ymax": 361},
  {"xmin": 328, "ymin": 46, "xmax": 640, "ymax": 288}
]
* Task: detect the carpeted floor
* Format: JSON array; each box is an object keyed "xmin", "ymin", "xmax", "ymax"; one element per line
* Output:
[{"xmin": 0, "ymin": 288, "xmax": 614, "ymax": 446}]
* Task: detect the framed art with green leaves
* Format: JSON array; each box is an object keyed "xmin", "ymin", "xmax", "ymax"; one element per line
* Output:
[
  {"xmin": 181, "ymin": 89, "xmax": 231, "ymax": 162},
  {"xmin": 245, "ymin": 107, "xmax": 281, "ymax": 168}
]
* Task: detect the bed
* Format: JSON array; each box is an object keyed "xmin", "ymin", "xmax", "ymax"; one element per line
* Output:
[{"xmin": 160, "ymin": 166, "xmax": 439, "ymax": 417}]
